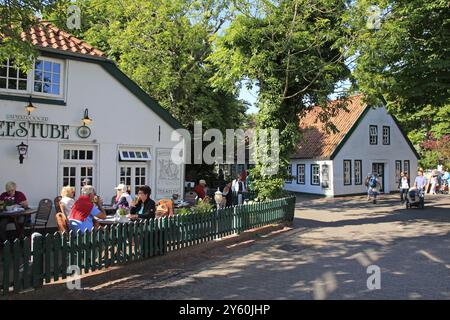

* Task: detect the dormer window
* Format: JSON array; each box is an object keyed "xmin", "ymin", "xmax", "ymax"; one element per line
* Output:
[{"xmin": 0, "ymin": 57, "xmax": 64, "ymax": 98}]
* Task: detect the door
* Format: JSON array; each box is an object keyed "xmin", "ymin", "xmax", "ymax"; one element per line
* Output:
[
  {"xmin": 60, "ymin": 145, "xmax": 97, "ymax": 196},
  {"xmin": 372, "ymin": 163, "xmax": 385, "ymax": 192}
]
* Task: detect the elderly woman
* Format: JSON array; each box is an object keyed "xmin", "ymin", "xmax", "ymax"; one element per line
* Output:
[
  {"xmin": 60, "ymin": 186, "xmax": 75, "ymax": 217},
  {"xmin": 129, "ymin": 185, "xmax": 156, "ymax": 220},
  {"xmin": 68, "ymin": 185, "xmax": 106, "ymax": 234},
  {"xmin": 0, "ymin": 181, "xmax": 28, "ymax": 243}
]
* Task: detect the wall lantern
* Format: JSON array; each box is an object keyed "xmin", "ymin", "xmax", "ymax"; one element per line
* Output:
[
  {"xmin": 82, "ymin": 108, "xmax": 92, "ymax": 126},
  {"xmin": 25, "ymin": 96, "xmax": 36, "ymax": 115},
  {"xmin": 17, "ymin": 142, "xmax": 28, "ymax": 164}
]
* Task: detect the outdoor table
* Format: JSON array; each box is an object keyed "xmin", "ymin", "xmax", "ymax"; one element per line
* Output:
[
  {"xmin": 94, "ymin": 215, "xmax": 131, "ymax": 226},
  {"xmin": 0, "ymin": 208, "xmax": 37, "ymax": 238}
]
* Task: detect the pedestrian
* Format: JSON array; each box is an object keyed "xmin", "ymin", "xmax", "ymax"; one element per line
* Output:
[
  {"xmin": 365, "ymin": 173, "xmax": 379, "ymax": 204},
  {"xmin": 398, "ymin": 171, "xmax": 410, "ymax": 203},
  {"xmin": 193, "ymin": 179, "xmax": 207, "ymax": 200},
  {"xmin": 430, "ymin": 170, "xmax": 439, "ymax": 194},
  {"xmin": 414, "ymin": 168, "xmax": 427, "ymax": 191}
]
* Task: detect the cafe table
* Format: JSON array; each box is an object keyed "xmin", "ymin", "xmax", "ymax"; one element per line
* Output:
[{"xmin": 0, "ymin": 207, "xmax": 38, "ymax": 238}]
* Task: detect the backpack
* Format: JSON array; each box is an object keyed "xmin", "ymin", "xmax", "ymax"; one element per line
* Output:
[{"xmin": 369, "ymin": 176, "xmax": 377, "ymax": 188}]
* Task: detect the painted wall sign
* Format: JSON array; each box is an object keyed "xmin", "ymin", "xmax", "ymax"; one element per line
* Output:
[
  {"xmin": 155, "ymin": 148, "xmax": 182, "ymax": 199},
  {"xmin": 0, "ymin": 120, "xmax": 70, "ymax": 139}
]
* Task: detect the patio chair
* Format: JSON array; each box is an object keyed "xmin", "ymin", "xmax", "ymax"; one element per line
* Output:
[
  {"xmin": 54, "ymin": 196, "xmax": 62, "ymax": 214},
  {"xmin": 31, "ymin": 198, "xmax": 52, "ymax": 234}
]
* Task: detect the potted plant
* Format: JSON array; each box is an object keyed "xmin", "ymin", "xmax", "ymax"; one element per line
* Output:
[{"xmin": 116, "ymin": 204, "xmax": 129, "ymax": 222}]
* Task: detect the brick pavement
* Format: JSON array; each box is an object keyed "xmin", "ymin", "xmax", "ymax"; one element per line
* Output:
[{"xmin": 11, "ymin": 193, "xmax": 450, "ymax": 300}]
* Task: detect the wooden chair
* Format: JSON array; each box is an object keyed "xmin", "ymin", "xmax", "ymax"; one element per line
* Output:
[
  {"xmin": 55, "ymin": 212, "xmax": 69, "ymax": 233},
  {"xmin": 54, "ymin": 196, "xmax": 62, "ymax": 214},
  {"xmin": 157, "ymin": 199, "xmax": 174, "ymax": 217},
  {"xmin": 31, "ymin": 199, "xmax": 52, "ymax": 234}
]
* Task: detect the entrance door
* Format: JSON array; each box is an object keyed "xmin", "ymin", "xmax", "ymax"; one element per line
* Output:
[{"xmin": 372, "ymin": 163, "xmax": 385, "ymax": 192}]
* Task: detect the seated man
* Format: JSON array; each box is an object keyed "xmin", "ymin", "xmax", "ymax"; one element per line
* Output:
[
  {"xmin": 68, "ymin": 185, "xmax": 106, "ymax": 234},
  {"xmin": 0, "ymin": 181, "xmax": 28, "ymax": 243}
]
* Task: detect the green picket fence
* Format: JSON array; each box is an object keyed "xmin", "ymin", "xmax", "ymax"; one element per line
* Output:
[{"xmin": 0, "ymin": 196, "xmax": 295, "ymax": 295}]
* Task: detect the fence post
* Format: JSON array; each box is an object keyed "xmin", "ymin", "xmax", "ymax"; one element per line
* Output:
[{"xmin": 31, "ymin": 233, "xmax": 44, "ymax": 289}]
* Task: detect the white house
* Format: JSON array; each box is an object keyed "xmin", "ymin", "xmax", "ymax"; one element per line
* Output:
[
  {"xmin": 0, "ymin": 22, "xmax": 185, "ymax": 211},
  {"xmin": 284, "ymin": 95, "xmax": 419, "ymax": 196}
]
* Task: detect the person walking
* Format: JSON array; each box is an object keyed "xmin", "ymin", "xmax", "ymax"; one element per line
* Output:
[
  {"xmin": 414, "ymin": 168, "xmax": 427, "ymax": 191},
  {"xmin": 398, "ymin": 171, "xmax": 410, "ymax": 203},
  {"xmin": 365, "ymin": 173, "xmax": 380, "ymax": 204}
]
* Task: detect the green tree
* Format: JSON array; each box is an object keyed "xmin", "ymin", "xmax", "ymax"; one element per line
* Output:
[
  {"xmin": 46, "ymin": 0, "xmax": 246, "ymax": 132},
  {"xmin": 209, "ymin": 0, "xmax": 352, "ymax": 199},
  {"xmin": 0, "ymin": 0, "xmax": 57, "ymax": 67},
  {"xmin": 348, "ymin": 0, "xmax": 450, "ymax": 165}
]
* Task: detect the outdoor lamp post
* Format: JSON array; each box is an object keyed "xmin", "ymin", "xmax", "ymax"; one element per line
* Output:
[
  {"xmin": 214, "ymin": 188, "xmax": 223, "ymax": 210},
  {"xmin": 25, "ymin": 96, "xmax": 36, "ymax": 115},
  {"xmin": 82, "ymin": 108, "xmax": 92, "ymax": 126},
  {"xmin": 17, "ymin": 142, "xmax": 28, "ymax": 164}
]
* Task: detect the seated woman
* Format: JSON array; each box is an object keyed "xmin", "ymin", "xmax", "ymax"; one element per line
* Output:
[
  {"xmin": 68, "ymin": 185, "xmax": 106, "ymax": 234},
  {"xmin": 129, "ymin": 185, "xmax": 156, "ymax": 220},
  {"xmin": 60, "ymin": 186, "xmax": 75, "ymax": 217},
  {"xmin": 112, "ymin": 183, "xmax": 133, "ymax": 209},
  {"xmin": 0, "ymin": 181, "xmax": 28, "ymax": 243}
]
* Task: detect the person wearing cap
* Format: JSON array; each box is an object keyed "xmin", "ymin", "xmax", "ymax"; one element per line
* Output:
[
  {"xmin": 414, "ymin": 168, "xmax": 427, "ymax": 190},
  {"xmin": 193, "ymin": 179, "xmax": 207, "ymax": 199},
  {"xmin": 113, "ymin": 183, "xmax": 133, "ymax": 209}
]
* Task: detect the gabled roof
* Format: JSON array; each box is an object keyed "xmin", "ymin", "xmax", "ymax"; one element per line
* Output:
[
  {"xmin": 292, "ymin": 95, "xmax": 420, "ymax": 160},
  {"xmin": 292, "ymin": 95, "xmax": 368, "ymax": 160},
  {"xmin": 21, "ymin": 22, "xmax": 105, "ymax": 57},
  {"xmin": 1, "ymin": 22, "xmax": 183, "ymax": 129}
]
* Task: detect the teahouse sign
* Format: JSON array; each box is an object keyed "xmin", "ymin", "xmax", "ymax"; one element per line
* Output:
[{"xmin": 0, "ymin": 114, "xmax": 70, "ymax": 140}]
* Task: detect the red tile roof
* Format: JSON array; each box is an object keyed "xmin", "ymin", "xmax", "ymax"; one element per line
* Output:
[
  {"xmin": 292, "ymin": 95, "xmax": 368, "ymax": 159},
  {"xmin": 20, "ymin": 21, "xmax": 105, "ymax": 57}
]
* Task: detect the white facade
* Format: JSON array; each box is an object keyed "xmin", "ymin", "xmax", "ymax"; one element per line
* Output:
[
  {"xmin": 285, "ymin": 106, "xmax": 418, "ymax": 196},
  {"xmin": 0, "ymin": 54, "xmax": 185, "ymax": 214}
]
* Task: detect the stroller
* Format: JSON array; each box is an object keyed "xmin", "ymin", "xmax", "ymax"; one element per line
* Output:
[
  {"xmin": 438, "ymin": 180, "xmax": 449, "ymax": 194},
  {"xmin": 405, "ymin": 187, "xmax": 425, "ymax": 209}
]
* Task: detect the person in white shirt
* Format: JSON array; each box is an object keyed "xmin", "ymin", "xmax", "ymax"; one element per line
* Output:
[
  {"xmin": 232, "ymin": 174, "xmax": 246, "ymax": 193},
  {"xmin": 398, "ymin": 172, "xmax": 410, "ymax": 203},
  {"xmin": 113, "ymin": 183, "xmax": 133, "ymax": 209},
  {"xmin": 60, "ymin": 186, "xmax": 75, "ymax": 217}
]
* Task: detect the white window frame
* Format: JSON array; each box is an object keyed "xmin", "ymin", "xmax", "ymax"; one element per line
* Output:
[
  {"xmin": 354, "ymin": 160, "xmax": 362, "ymax": 185},
  {"xmin": 59, "ymin": 144, "xmax": 98, "ymax": 195},
  {"xmin": 0, "ymin": 57, "xmax": 65, "ymax": 99},
  {"xmin": 382, "ymin": 126, "xmax": 390, "ymax": 145},
  {"xmin": 344, "ymin": 160, "xmax": 352, "ymax": 185},
  {"xmin": 297, "ymin": 164, "xmax": 305, "ymax": 184},
  {"xmin": 0, "ymin": 59, "xmax": 29, "ymax": 93},
  {"xmin": 119, "ymin": 148, "xmax": 152, "ymax": 161},
  {"xmin": 369, "ymin": 125, "xmax": 378, "ymax": 145},
  {"xmin": 118, "ymin": 163, "xmax": 149, "ymax": 196},
  {"xmin": 311, "ymin": 164, "xmax": 320, "ymax": 186}
]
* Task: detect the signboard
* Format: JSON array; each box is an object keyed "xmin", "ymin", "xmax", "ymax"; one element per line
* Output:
[{"xmin": 155, "ymin": 148, "xmax": 182, "ymax": 200}]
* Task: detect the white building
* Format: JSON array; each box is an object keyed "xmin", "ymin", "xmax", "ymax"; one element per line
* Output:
[
  {"xmin": 0, "ymin": 23, "xmax": 185, "ymax": 210},
  {"xmin": 284, "ymin": 95, "xmax": 419, "ymax": 196}
]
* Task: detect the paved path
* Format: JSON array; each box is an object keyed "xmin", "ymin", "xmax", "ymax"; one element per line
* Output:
[{"xmin": 16, "ymin": 194, "xmax": 450, "ymax": 300}]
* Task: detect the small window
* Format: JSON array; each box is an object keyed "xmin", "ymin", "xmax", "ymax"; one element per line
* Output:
[
  {"xmin": 383, "ymin": 126, "xmax": 390, "ymax": 145},
  {"xmin": 344, "ymin": 160, "xmax": 352, "ymax": 185},
  {"xmin": 404, "ymin": 160, "xmax": 410, "ymax": 178},
  {"xmin": 311, "ymin": 164, "xmax": 320, "ymax": 185},
  {"xmin": 297, "ymin": 164, "xmax": 305, "ymax": 184},
  {"xmin": 369, "ymin": 125, "xmax": 378, "ymax": 145},
  {"xmin": 119, "ymin": 149, "xmax": 152, "ymax": 161},
  {"xmin": 395, "ymin": 160, "xmax": 402, "ymax": 183},
  {"xmin": 0, "ymin": 59, "xmax": 28, "ymax": 92},
  {"xmin": 33, "ymin": 59, "xmax": 62, "ymax": 96},
  {"xmin": 285, "ymin": 165, "xmax": 292, "ymax": 184},
  {"xmin": 355, "ymin": 160, "xmax": 362, "ymax": 185}
]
